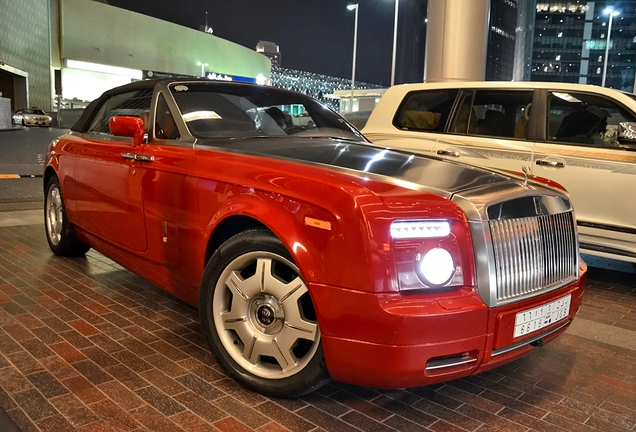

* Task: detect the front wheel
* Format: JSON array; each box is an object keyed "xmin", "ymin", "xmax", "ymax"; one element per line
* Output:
[
  {"xmin": 199, "ymin": 229, "xmax": 329, "ymax": 397},
  {"xmin": 45, "ymin": 175, "xmax": 90, "ymax": 256}
]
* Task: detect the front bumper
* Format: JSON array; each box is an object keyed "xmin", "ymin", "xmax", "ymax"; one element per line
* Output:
[
  {"xmin": 24, "ymin": 119, "xmax": 51, "ymax": 126},
  {"xmin": 311, "ymin": 261, "xmax": 587, "ymax": 389}
]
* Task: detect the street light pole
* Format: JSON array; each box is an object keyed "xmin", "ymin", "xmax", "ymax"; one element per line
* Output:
[
  {"xmin": 391, "ymin": 0, "xmax": 399, "ymax": 86},
  {"xmin": 347, "ymin": 4, "xmax": 359, "ymax": 113},
  {"xmin": 197, "ymin": 61, "xmax": 209, "ymax": 78},
  {"xmin": 602, "ymin": 8, "xmax": 619, "ymax": 87}
]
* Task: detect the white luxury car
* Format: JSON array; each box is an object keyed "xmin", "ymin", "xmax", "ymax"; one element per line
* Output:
[
  {"xmin": 363, "ymin": 81, "xmax": 636, "ymax": 265},
  {"xmin": 12, "ymin": 108, "xmax": 52, "ymax": 127}
]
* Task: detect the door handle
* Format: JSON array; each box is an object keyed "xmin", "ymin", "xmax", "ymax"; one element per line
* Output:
[
  {"xmin": 535, "ymin": 159, "xmax": 564, "ymax": 168},
  {"xmin": 437, "ymin": 149, "xmax": 460, "ymax": 157},
  {"xmin": 122, "ymin": 153, "xmax": 154, "ymax": 162}
]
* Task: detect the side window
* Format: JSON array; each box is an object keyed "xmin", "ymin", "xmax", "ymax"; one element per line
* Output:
[
  {"xmin": 548, "ymin": 92, "xmax": 636, "ymax": 148},
  {"xmin": 155, "ymin": 94, "xmax": 180, "ymax": 140},
  {"xmin": 393, "ymin": 89, "xmax": 458, "ymax": 132},
  {"xmin": 87, "ymin": 90, "xmax": 153, "ymax": 135},
  {"xmin": 452, "ymin": 90, "xmax": 533, "ymax": 139}
]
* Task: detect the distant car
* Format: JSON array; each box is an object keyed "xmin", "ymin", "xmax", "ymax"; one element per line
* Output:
[
  {"xmin": 363, "ymin": 81, "xmax": 636, "ymax": 265},
  {"xmin": 44, "ymin": 79, "xmax": 585, "ymax": 397},
  {"xmin": 12, "ymin": 108, "xmax": 52, "ymax": 126}
]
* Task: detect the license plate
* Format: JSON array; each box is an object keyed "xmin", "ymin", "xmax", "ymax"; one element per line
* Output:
[{"xmin": 514, "ymin": 294, "xmax": 571, "ymax": 338}]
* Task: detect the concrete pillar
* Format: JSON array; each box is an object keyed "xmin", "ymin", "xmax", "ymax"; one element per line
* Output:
[{"xmin": 424, "ymin": 0, "xmax": 490, "ymax": 82}]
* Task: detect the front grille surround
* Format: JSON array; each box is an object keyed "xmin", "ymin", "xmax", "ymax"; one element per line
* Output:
[{"xmin": 453, "ymin": 188, "xmax": 580, "ymax": 309}]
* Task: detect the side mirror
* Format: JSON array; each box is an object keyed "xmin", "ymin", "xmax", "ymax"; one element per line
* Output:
[
  {"xmin": 618, "ymin": 121, "xmax": 636, "ymax": 148},
  {"xmin": 109, "ymin": 116, "xmax": 145, "ymax": 147}
]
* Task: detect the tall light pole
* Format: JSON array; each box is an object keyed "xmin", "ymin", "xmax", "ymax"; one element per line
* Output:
[
  {"xmin": 347, "ymin": 4, "xmax": 359, "ymax": 113},
  {"xmin": 602, "ymin": 7, "xmax": 619, "ymax": 87},
  {"xmin": 391, "ymin": 0, "xmax": 399, "ymax": 86},
  {"xmin": 197, "ymin": 61, "xmax": 209, "ymax": 77}
]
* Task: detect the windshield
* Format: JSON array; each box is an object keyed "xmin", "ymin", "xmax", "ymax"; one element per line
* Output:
[
  {"xmin": 169, "ymin": 83, "xmax": 364, "ymax": 141},
  {"xmin": 24, "ymin": 109, "xmax": 46, "ymax": 115}
]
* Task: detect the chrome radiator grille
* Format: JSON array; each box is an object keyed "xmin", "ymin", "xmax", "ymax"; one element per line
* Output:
[{"xmin": 489, "ymin": 212, "xmax": 577, "ymax": 303}]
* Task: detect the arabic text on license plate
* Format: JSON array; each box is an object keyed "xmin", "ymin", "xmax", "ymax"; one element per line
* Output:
[{"xmin": 514, "ymin": 294, "xmax": 571, "ymax": 338}]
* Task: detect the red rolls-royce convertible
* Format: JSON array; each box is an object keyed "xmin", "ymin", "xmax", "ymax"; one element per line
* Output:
[{"xmin": 44, "ymin": 79, "xmax": 586, "ymax": 397}]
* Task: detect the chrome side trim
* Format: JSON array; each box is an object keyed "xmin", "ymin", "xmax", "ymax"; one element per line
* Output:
[
  {"xmin": 491, "ymin": 320, "xmax": 570, "ymax": 357},
  {"xmin": 580, "ymin": 243, "xmax": 636, "ymax": 259},
  {"xmin": 426, "ymin": 355, "xmax": 478, "ymax": 371},
  {"xmin": 578, "ymin": 221, "xmax": 636, "ymax": 236}
]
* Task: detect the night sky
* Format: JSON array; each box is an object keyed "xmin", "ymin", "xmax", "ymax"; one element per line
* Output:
[{"xmin": 107, "ymin": 0, "xmax": 398, "ymax": 86}]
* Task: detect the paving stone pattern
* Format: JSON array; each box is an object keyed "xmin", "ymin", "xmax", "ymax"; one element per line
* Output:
[{"xmin": 0, "ymin": 224, "xmax": 635, "ymax": 431}]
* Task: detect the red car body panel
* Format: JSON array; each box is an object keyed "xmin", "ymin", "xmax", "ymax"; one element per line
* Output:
[{"xmin": 316, "ymin": 262, "xmax": 585, "ymax": 388}]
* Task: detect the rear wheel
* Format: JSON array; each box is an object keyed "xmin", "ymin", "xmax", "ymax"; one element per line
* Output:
[
  {"xmin": 199, "ymin": 229, "xmax": 329, "ymax": 397},
  {"xmin": 45, "ymin": 176, "xmax": 90, "ymax": 256}
]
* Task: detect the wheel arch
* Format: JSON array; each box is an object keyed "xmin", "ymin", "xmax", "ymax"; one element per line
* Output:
[
  {"xmin": 204, "ymin": 214, "xmax": 269, "ymax": 265},
  {"xmin": 43, "ymin": 166, "xmax": 57, "ymax": 193},
  {"xmin": 202, "ymin": 192, "xmax": 343, "ymax": 291}
]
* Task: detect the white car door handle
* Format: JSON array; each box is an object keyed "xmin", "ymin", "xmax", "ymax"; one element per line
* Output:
[
  {"xmin": 437, "ymin": 149, "xmax": 460, "ymax": 157},
  {"xmin": 536, "ymin": 159, "xmax": 564, "ymax": 168}
]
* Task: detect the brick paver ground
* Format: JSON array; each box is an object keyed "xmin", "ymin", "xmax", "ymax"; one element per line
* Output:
[{"xmin": 0, "ymin": 223, "xmax": 635, "ymax": 431}]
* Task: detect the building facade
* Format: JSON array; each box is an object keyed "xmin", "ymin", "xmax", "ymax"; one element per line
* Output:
[
  {"xmin": 531, "ymin": 0, "xmax": 636, "ymax": 91},
  {"xmin": 0, "ymin": 0, "xmax": 271, "ymax": 113},
  {"xmin": 395, "ymin": 0, "xmax": 520, "ymax": 83},
  {"xmin": 0, "ymin": 0, "xmax": 52, "ymax": 111},
  {"xmin": 487, "ymin": 0, "xmax": 519, "ymax": 81},
  {"xmin": 256, "ymin": 41, "xmax": 282, "ymax": 67},
  {"xmin": 271, "ymin": 66, "xmax": 382, "ymax": 111}
]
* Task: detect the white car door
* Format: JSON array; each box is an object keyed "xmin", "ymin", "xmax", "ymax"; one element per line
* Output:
[{"xmin": 534, "ymin": 90, "xmax": 636, "ymax": 259}]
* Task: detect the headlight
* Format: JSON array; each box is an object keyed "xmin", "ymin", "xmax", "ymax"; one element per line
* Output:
[
  {"xmin": 391, "ymin": 219, "xmax": 465, "ymax": 291},
  {"xmin": 415, "ymin": 247, "xmax": 455, "ymax": 286}
]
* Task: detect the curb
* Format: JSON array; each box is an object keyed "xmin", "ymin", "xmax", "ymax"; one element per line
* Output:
[{"xmin": 0, "ymin": 407, "xmax": 20, "ymax": 432}]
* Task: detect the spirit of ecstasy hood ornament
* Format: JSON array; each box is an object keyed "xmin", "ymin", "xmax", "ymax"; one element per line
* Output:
[{"xmin": 522, "ymin": 165, "xmax": 531, "ymax": 188}]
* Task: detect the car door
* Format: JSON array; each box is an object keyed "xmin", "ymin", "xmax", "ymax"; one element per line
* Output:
[
  {"xmin": 137, "ymin": 92, "xmax": 195, "ymax": 285},
  {"xmin": 432, "ymin": 88, "xmax": 537, "ymax": 173},
  {"xmin": 533, "ymin": 90, "xmax": 636, "ymax": 256},
  {"xmin": 72, "ymin": 89, "xmax": 153, "ymax": 252}
]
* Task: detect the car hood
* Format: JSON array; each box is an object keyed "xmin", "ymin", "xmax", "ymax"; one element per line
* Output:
[{"xmin": 195, "ymin": 137, "xmax": 522, "ymax": 198}]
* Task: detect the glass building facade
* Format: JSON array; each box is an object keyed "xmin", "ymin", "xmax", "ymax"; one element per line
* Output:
[
  {"xmin": 487, "ymin": 0, "xmax": 519, "ymax": 81},
  {"xmin": 531, "ymin": 0, "xmax": 636, "ymax": 91}
]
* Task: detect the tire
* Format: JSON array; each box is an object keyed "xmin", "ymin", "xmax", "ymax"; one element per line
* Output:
[
  {"xmin": 199, "ymin": 229, "xmax": 330, "ymax": 397},
  {"xmin": 44, "ymin": 175, "xmax": 90, "ymax": 256}
]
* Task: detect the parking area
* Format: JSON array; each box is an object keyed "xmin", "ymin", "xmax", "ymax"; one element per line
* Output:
[{"xmin": 0, "ymin": 211, "xmax": 634, "ymax": 432}]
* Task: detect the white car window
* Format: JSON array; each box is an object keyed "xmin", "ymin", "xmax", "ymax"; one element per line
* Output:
[
  {"xmin": 393, "ymin": 89, "xmax": 458, "ymax": 132},
  {"xmin": 451, "ymin": 90, "xmax": 534, "ymax": 140},
  {"xmin": 548, "ymin": 92, "xmax": 636, "ymax": 149}
]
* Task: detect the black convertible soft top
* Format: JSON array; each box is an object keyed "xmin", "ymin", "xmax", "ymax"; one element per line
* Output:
[
  {"xmin": 71, "ymin": 79, "xmax": 160, "ymax": 133},
  {"xmin": 71, "ymin": 78, "xmax": 295, "ymax": 133}
]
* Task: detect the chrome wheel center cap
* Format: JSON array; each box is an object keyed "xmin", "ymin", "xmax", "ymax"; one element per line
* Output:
[
  {"xmin": 250, "ymin": 295, "xmax": 284, "ymax": 334},
  {"xmin": 257, "ymin": 305, "xmax": 275, "ymax": 326}
]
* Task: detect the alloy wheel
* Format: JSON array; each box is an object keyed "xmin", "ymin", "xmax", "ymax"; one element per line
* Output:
[{"xmin": 212, "ymin": 251, "xmax": 320, "ymax": 379}]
